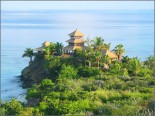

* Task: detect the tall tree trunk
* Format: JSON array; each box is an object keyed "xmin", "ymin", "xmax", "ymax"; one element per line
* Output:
[
  {"xmin": 30, "ymin": 57, "xmax": 32, "ymax": 62},
  {"xmin": 98, "ymin": 60, "xmax": 99, "ymax": 70},
  {"xmin": 118, "ymin": 55, "xmax": 121, "ymax": 61},
  {"xmin": 89, "ymin": 61, "xmax": 91, "ymax": 67}
]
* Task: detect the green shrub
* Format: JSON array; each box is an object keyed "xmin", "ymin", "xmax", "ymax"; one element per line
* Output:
[
  {"xmin": 126, "ymin": 81, "xmax": 135, "ymax": 87},
  {"xmin": 121, "ymin": 91, "xmax": 131, "ymax": 99},
  {"xmin": 147, "ymin": 98, "xmax": 155, "ymax": 109},
  {"xmin": 105, "ymin": 77, "xmax": 125, "ymax": 90},
  {"xmin": 128, "ymin": 57, "xmax": 142, "ymax": 76},
  {"xmin": 3, "ymin": 98, "xmax": 23, "ymax": 115},
  {"xmin": 100, "ymin": 105, "xmax": 112, "ymax": 115},
  {"xmin": 139, "ymin": 66, "xmax": 152, "ymax": 78},
  {"xmin": 40, "ymin": 79, "xmax": 54, "ymax": 90},
  {"xmin": 147, "ymin": 77, "xmax": 154, "ymax": 86},
  {"xmin": 78, "ymin": 66, "xmax": 100, "ymax": 77},
  {"xmin": 109, "ymin": 61, "xmax": 122, "ymax": 74},
  {"xmin": 0, "ymin": 108, "xmax": 6, "ymax": 116},
  {"xmin": 136, "ymin": 108, "xmax": 155, "ymax": 116},
  {"xmin": 39, "ymin": 102, "xmax": 48, "ymax": 112},
  {"xmin": 58, "ymin": 64, "xmax": 78, "ymax": 79},
  {"xmin": 18, "ymin": 107, "xmax": 33, "ymax": 116},
  {"xmin": 48, "ymin": 92, "xmax": 60, "ymax": 99},
  {"xmin": 26, "ymin": 88, "xmax": 40, "ymax": 99},
  {"xmin": 108, "ymin": 93, "xmax": 122, "ymax": 101},
  {"xmin": 112, "ymin": 105, "xmax": 141, "ymax": 115},
  {"xmin": 138, "ymin": 87, "xmax": 153, "ymax": 93},
  {"xmin": 119, "ymin": 76, "xmax": 131, "ymax": 82}
]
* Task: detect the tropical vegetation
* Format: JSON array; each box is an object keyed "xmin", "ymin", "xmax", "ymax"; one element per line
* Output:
[
  {"xmin": 22, "ymin": 48, "xmax": 34, "ymax": 63},
  {"xmin": 0, "ymin": 37, "xmax": 154, "ymax": 116}
]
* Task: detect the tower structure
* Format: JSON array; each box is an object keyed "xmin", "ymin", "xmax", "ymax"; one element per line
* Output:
[{"xmin": 63, "ymin": 29, "xmax": 88, "ymax": 53}]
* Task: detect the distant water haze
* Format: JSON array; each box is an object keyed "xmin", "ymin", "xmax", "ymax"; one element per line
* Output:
[{"xmin": 1, "ymin": 9, "xmax": 154, "ymax": 101}]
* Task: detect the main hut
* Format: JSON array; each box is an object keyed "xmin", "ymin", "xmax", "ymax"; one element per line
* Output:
[{"xmin": 63, "ymin": 29, "xmax": 88, "ymax": 54}]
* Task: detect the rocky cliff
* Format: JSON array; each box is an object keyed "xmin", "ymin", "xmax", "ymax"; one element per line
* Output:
[{"xmin": 21, "ymin": 59, "xmax": 46, "ymax": 87}]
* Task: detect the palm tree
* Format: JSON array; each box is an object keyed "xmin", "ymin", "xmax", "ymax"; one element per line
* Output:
[
  {"xmin": 122, "ymin": 56, "xmax": 130, "ymax": 63},
  {"xmin": 128, "ymin": 57, "xmax": 141, "ymax": 76},
  {"xmin": 49, "ymin": 42, "xmax": 56, "ymax": 55},
  {"xmin": 102, "ymin": 55, "xmax": 111, "ymax": 64},
  {"xmin": 85, "ymin": 48, "xmax": 94, "ymax": 67},
  {"xmin": 143, "ymin": 56, "xmax": 155, "ymax": 69},
  {"xmin": 114, "ymin": 44, "xmax": 125, "ymax": 61},
  {"xmin": 43, "ymin": 42, "xmax": 56, "ymax": 55},
  {"xmin": 91, "ymin": 37, "xmax": 105, "ymax": 51},
  {"xmin": 55, "ymin": 42, "xmax": 63, "ymax": 55},
  {"xmin": 95, "ymin": 51, "xmax": 102, "ymax": 70},
  {"xmin": 122, "ymin": 56, "xmax": 130, "ymax": 68},
  {"xmin": 74, "ymin": 49, "xmax": 86, "ymax": 66},
  {"xmin": 82, "ymin": 51, "xmax": 87, "ymax": 66},
  {"xmin": 77, "ymin": 49, "xmax": 87, "ymax": 66},
  {"xmin": 43, "ymin": 46, "xmax": 51, "ymax": 56},
  {"xmin": 81, "ymin": 50, "xmax": 89, "ymax": 67},
  {"xmin": 102, "ymin": 55, "xmax": 111, "ymax": 69},
  {"xmin": 22, "ymin": 48, "xmax": 34, "ymax": 62},
  {"xmin": 103, "ymin": 43, "xmax": 111, "ymax": 50},
  {"xmin": 43, "ymin": 43, "xmax": 55, "ymax": 60},
  {"xmin": 85, "ymin": 37, "xmax": 92, "ymax": 49}
]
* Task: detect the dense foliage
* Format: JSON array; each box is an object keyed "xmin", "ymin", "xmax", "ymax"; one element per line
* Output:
[{"xmin": 1, "ymin": 37, "xmax": 154, "ymax": 115}]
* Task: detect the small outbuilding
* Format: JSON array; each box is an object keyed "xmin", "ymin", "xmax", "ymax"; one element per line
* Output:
[{"xmin": 34, "ymin": 41, "xmax": 50, "ymax": 52}]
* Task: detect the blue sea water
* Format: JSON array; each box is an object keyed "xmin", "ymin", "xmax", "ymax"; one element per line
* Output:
[{"xmin": 1, "ymin": 9, "xmax": 154, "ymax": 101}]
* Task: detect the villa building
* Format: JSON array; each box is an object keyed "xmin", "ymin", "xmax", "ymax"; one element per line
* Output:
[
  {"xmin": 33, "ymin": 29, "xmax": 118, "ymax": 60},
  {"xmin": 63, "ymin": 29, "xmax": 88, "ymax": 54},
  {"xmin": 63, "ymin": 29, "xmax": 117, "ymax": 60}
]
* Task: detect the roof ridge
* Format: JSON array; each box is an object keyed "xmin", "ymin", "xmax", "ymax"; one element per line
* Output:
[{"xmin": 68, "ymin": 29, "xmax": 85, "ymax": 36}]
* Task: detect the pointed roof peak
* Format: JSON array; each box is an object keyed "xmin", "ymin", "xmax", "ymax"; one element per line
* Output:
[
  {"xmin": 42, "ymin": 41, "xmax": 50, "ymax": 46},
  {"xmin": 68, "ymin": 29, "xmax": 85, "ymax": 37}
]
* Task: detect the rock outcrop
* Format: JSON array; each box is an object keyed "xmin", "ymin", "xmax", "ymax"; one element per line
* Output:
[{"xmin": 21, "ymin": 59, "xmax": 46, "ymax": 87}]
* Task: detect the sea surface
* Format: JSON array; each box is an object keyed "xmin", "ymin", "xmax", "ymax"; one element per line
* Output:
[{"xmin": 1, "ymin": 9, "xmax": 154, "ymax": 101}]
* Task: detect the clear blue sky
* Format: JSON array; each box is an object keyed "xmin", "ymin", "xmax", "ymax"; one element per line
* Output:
[{"xmin": 2, "ymin": 1, "xmax": 154, "ymax": 11}]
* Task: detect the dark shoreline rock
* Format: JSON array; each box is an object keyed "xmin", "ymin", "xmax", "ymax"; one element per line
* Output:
[{"xmin": 20, "ymin": 59, "xmax": 46, "ymax": 88}]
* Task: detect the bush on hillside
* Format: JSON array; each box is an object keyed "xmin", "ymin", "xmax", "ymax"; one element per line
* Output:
[{"xmin": 78, "ymin": 66, "xmax": 100, "ymax": 77}]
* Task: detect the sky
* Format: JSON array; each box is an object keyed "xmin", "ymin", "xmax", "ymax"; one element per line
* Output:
[{"xmin": 2, "ymin": 1, "xmax": 154, "ymax": 11}]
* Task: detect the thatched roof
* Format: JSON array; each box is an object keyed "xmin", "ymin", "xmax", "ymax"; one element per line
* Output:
[
  {"xmin": 66, "ymin": 38, "xmax": 85, "ymax": 43},
  {"xmin": 101, "ymin": 50, "xmax": 118, "ymax": 59},
  {"xmin": 42, "ymin": 41, "xmax": 50, "ymax": 46},
  {"xmin": 34, "ymin": 41, "xmax": 50, "ymax": 52},
  {"xmin": 34, "ymin": 46, "xmax": 45, "ymax": 52},
  {"xmin": 63, "ymin": 45, "xmax": 88, "ymax": 50},
  {"xmin": 68, "ymin": 29, "xmax": 85, "ymax": 37}
]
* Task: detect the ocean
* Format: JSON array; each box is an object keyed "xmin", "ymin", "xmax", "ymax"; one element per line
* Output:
[{"xmin": 1, "ymin": 9, "xmax": 154, "ymax": 101}]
